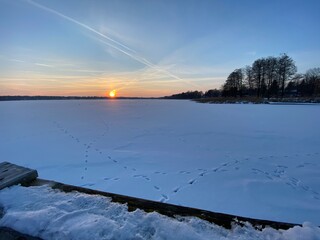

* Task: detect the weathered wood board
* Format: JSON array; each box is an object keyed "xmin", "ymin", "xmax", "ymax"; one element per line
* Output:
[
  {"xmin": 0, "ymin": 162, "xmax": 38, "ymax": 190},
  {"xmin": 0, "ymin": 227, "xmax": 42, "ymax": 240}
]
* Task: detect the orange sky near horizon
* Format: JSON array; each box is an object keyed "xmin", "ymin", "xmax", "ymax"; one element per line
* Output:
[
  {"xmin": 0, "ymin": 70, "xmax": 220, "ymax": 97},
  {"xmin": 0, "ymin": 81, "xmax": 205, "ymax": 97},
  {"xmin": 1, "ymin": 1, "xmax": 319, "ymax": 98}
]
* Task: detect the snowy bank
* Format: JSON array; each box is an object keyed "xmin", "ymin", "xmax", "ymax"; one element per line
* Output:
[{"xmin": 0, "ymin": 185, "xmax": 319, "ymax": 240}]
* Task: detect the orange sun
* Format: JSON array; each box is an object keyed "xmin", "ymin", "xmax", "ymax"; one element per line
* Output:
[{"xmin": 109, "ymin": 90, "xmax": 116, "ymax": 98}]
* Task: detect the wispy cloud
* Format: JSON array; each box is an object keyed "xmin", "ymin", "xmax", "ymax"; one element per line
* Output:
[
  {"xmin": 35, "ymin": 63, "xmax": 54, "ymax": 68},
  {"xmin": 245, "ymin": 51, "xmax": 256, "ymax": 56},
  {"xmin": 25, "ymin": 0, "xmax": 135, "ymax": 53},
  {"xmin": 9, "ymin": 59, "xmax": 25, "ymax": 63},
  {"xmin": 26, "ymin": 0, "xmax": 199, "ymax": 88}
]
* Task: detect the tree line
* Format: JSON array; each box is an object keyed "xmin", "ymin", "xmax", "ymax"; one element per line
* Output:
[
  {"xmin": 165, "ymin": 54, "xmax": 320, "ymax": 100},
  {"xmin": 222, "ymin": 53, "xmax": 319, "ymax": 98}
]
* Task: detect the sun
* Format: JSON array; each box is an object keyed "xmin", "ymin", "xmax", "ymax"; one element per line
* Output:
[{"xmin": 109, "ymin": 90, "xmax": 116, "ymax": 98}]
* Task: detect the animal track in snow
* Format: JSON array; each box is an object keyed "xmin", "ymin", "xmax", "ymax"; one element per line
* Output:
[
  {"xmin": 103, "ymin": 177, "xmax": 120, "ymax": 181},
  {"xmin": 199, "ymin": 171, "xmax": 208, "ymax": 177},
  {"xmin": 188, "ymin": 179, "xmax": 196, "ymax": 185},
  {"xmin": 172, "ymin": 187, "xmax": 181, "ymax": 193},
  {"xmin": 251, "ymin": 165, "xmax": 319, "ymax": 201},
  {"xmin": 159, "ymin": 194, "xmax": 169, "ymax": 203},
  {"xmin": 154, "ymin": 171, "xmax": 167, "ymax": 175},
  {"xmin": 81, "ymin": 183, "xmax": 95, "ymax": 187},
  {"xmin": 133, "ymin": 175, "xmax": 151, "ymax": 181}
]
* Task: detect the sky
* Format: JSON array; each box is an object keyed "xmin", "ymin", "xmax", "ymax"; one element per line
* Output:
[{"xmin": 0, "ymin": 0, "xmax": 320, "ymax": 97}]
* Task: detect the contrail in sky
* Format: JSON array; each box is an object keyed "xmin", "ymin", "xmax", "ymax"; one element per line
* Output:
[
  {"xmin": 26, "ymin": 0, "xmax": 135, "ymax": 53},
  {"xmin": 26, "ymin": 0, "xmax": 199, "ymax": 88}
]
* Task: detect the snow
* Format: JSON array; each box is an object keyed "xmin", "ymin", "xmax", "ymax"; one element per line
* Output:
[
  {"xmin": 0, "ymin": 185, "xmax": 319, "ymax": 240},
  {"xmin": 0, "ymin": 99, "xmax": 320, "ymax": 226}
]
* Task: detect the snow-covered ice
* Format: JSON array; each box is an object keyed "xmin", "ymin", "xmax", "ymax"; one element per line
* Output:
[
  {"xmin": 1, "ymin": 185, "xmax": 319, "ymax": 240},
  {"xmin": 0, "ymin": 100, "xmax": 320, "ymax": 225}
]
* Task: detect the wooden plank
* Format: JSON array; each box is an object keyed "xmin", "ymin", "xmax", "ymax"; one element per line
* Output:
[
  {"xmin": 0, "ymin": 162, "xmax": 38, "ymax": 190},
  {"xmin": 0, "ymin": 227, "xmax": 42, "ymax": 240}
]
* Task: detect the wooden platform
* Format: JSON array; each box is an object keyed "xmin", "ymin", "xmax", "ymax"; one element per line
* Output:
[
  {"xmin": 0, "ymin": 162, "xmax": 38, "ymax": 190},
  {"xmin": 28, "ymin": 178, "xmax": 300, "ymax": 230},
  {"xmin": 0, "ymin": 162, "xmax": 302, "ymax": 231}
]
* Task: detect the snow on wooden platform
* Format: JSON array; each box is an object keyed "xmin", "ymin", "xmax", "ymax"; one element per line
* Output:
[
  {"xmin": 0, "ymin": 162, "xmax": 300, "ymax": 230},
  {"xmin": 29, "ymin": 178, "xmax": 299, "ymax": 230},
  {"xmin": 0, "ymin": 162, "xmax": 38, "ymax": 190}
]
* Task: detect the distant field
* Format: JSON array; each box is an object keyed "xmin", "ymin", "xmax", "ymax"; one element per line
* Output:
[{"xmin": 0, "ymin": 99, "xmax": 319, "ymax": 224}]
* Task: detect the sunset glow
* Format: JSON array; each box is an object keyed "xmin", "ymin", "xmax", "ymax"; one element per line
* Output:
[
  {"xmin": 109, "ymin": 90, "xmax": 116, "ymax": 98},
  {"xmin": 0, "ymin": 1, "xmax": 319, "ymax": 97}
]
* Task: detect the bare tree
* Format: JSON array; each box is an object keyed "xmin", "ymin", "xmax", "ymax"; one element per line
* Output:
[
  {"xmin": 303, "ymin": 68, "xmax": 320, "ymax": 96},
  {"xmin": 244, "ymin": 65, "xmax": 254, "ymax": 95},
  {"xmin": 223, "ymin": 69, "xmax": 243, "ymax": 97},
  {"xmin": 264, "ymin": 56, "xmax": 278, "ymax": 99},
  {"xmin": 220, "ymin": 53, "xmax": 299, "ymax": 99},
  {"xmin": 277, "ymin": 53, "xmax": 297, "ymax": 98},
  {"xmin": 252, "ymin": 58, "xmax": 266, "ymax": 97}
]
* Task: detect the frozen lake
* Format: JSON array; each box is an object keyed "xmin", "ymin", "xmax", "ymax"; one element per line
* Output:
[{"xmin": 0, "ymin": 100, "xmax": 319, "ymax": 225}]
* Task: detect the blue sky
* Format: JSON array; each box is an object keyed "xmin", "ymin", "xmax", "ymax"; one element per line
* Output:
[{"xmin": 1, "ymin": 0, "xmax": 320, "ymax": 97}]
